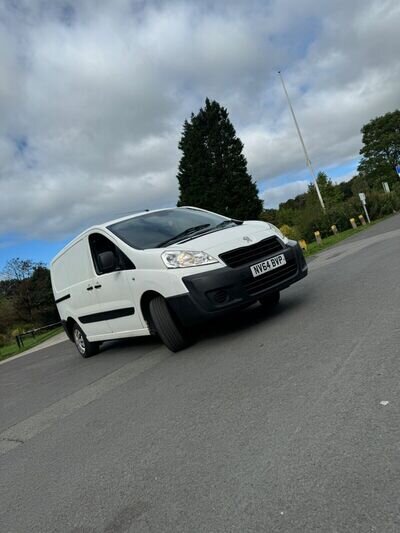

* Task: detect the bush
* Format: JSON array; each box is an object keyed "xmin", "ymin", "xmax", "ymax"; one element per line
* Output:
[
  {"xmin": 265, "ymin": 170, "xmax": 399, "ymax": 245},
  {"xmin": 296, "ymin": 207, "xmax": 328, "ymax": 241},
  {"xmin": 358, "ymin": 191, "xmax": 399, "ymax": 219},
  {"xmin": 279, "ymin": 224, "xmax": 301, "ymax": 241},
  {"xmin": 0, "ymin": 334, "xmax": 9, "ymax": 348}
]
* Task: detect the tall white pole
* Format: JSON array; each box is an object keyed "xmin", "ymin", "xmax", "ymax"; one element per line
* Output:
[{"xmin": 278, "ymin": 71, "xmax": 326, "ymax": 211}]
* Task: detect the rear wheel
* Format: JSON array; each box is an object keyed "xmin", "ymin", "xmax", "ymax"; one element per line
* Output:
[
  {"xmin": 259, "ymin": 291, "xmax": 280, "ymax": 309},
  {"xmin": 72, "ymin": 323, "xmax": 100, "ymax": 358},
  {"xmin": 149, "ymin": 296, "xmax": 191, "ymax": 352}
]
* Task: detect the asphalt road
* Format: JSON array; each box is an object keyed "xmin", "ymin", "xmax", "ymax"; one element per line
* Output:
[{"xmin": 1, "ymin": 215, "xmax": 399, "ymax": 533}]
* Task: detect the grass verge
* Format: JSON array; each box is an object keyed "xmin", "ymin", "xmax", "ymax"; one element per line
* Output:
[
  {"xmin": 303, "ymin": 216, "xmax": 392, "ymax": 257},
  {"xmin": 0, "ymin": 326, "xmax": 63, "ymax": 363}
]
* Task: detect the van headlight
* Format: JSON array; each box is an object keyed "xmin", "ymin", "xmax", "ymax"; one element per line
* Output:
[
  {"xmin": 161, "ymin": 250, "xmax": 218, "ymax": 268},
  {"xmin": 264, "ymin": 223, "xmax": 288, "ymax": 244}
]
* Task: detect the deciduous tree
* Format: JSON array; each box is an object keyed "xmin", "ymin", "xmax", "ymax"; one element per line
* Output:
[{"xmin": 358, "ymin": 110, "xmax": 400, "ymax": 186}]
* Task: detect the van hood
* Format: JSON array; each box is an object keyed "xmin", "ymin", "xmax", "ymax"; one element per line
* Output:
[{"xmin": 169, "ymin": 221, "xmax": 282, "ymax": 256}]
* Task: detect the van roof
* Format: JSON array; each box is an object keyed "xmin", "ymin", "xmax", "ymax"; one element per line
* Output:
[{"xmin": 50, "ymin": 206, "xmax": 202, "ymax": 266}]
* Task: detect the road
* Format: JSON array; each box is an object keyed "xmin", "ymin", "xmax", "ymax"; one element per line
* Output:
[{"xmin": 1, "ymin": 215, "xmax": 399, "ymax": 533}]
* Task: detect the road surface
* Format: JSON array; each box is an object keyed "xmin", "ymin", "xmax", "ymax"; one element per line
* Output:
[{"xmin": 1, "ymin": 215, "xmax": 399, "ymax": 532}]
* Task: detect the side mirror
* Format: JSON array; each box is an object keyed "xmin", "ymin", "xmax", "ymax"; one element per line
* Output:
[{"xmin": 98, "ymin": 251, "xmax": 116, "ymax": 273}]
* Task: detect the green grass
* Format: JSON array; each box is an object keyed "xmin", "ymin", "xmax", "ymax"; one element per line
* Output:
[
  {"xmin": 303, "ymin": 216, "xmax": 390, "ymax": 257},
  {"xmin": 0, "ymin": 326, "xmax": 63, "ymax": 362}
]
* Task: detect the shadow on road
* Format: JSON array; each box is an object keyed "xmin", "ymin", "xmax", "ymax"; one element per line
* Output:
[
  {"xmin": 195, "ymin": 292, "xmax": 309, "ymax": 343},
  {"xmin": 95, "ymin": 291, "xmax": 311, "ymax": 357},
  {"xmin": 97, "ymin": 335, "xmax": 160, "ymax": 356}
]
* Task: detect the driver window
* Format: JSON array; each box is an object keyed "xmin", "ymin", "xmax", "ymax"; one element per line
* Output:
[{"xmin": 88, "ymin": 233, "xmax": 135, "ymax": 275}]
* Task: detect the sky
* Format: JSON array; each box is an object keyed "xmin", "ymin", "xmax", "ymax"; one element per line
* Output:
[{"xmin": 0, "ymin": 0, "xmax": 399, "ymax": 269}]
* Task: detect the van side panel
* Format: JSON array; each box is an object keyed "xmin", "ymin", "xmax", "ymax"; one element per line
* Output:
[
  {"xmin": 52, "ymin": 238, "xmax": 112, "ymax": 339},
  {"xmin": 52, "ymin": 239, "xmax": 91, "ymax": 295},
  {"xmin": 65, "ymin": 239, "xmax": 92, "ymax": 289}
]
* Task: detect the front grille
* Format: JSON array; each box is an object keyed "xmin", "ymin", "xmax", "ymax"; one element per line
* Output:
[
  {"xmin": 243, "ymin": 260, "xmax": 298, "ymax": 296},
  {"xmin": 219, "ymin": 237, "xmax": 284, "ymax": 268}
]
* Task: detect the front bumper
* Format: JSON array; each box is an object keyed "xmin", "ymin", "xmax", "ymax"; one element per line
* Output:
[{"xmin": 166, "ymin": 241, "xmax": 307, "ymax": 326}]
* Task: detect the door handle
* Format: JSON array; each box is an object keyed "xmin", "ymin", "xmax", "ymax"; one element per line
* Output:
[
  {"xmin": 94, "ymin": 284, "xmax": 102, "ymax": 289},
  {"xmin": 86, "ymin": 286, "xmax": 93, "ymax": 291}
]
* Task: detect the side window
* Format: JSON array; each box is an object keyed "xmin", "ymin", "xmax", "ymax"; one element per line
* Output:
[{"xmin": 88, "ymin": 233, "xmax": 135, "ymax": 275}]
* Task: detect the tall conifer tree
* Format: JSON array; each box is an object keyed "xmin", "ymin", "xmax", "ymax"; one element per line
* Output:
[{"xmin": 177, "ymin": 98, "xmax": 263, "ymax": 219}]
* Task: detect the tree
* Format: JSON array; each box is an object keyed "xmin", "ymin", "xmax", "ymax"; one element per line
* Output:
[
  {"xmin": 307, "ymin": 172, "xmax": 343, "ymax": 211},
  {"xmin": 358, "ymin": 110, "xmax": 400, "ymax": 186},
  {"xmin": 177, "ymin": 98, "xmax": 263, "ymax": 219},
  {"xmin": 1, "ymin": 257, "xmax": 40, "ymax": 281},
  {"xmin": 337, "ymin": 179, "xmax": 354, "ymax": 200},
  {"xmin": 29, "ymin": 266, "xmax": 59, "ymax": 324},
  {"xmin": 259, "ymin": 208, "xmax": 279, "ymax": 226},
  {"xmin": 1, "ymin": 259, "xmax": 58, "ymax": 326},
  {"xmin": 0, "ymin": 297, "xmax": 16, "ymax": 335},
  {"xmin": 295, "ymin": 172, "xmax": 345, "ymax": 239},
  {"xmin": 350, "ymin": 174, "xmax": 370, "ymax": 196}
]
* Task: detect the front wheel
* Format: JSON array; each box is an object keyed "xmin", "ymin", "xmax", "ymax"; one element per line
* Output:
[
  {"xmin": 149, "ymin": 296, "xmax": 191, "ymax": 352},
  {"xmin": 72, "ymin": 323, "xmax": 100, "ymax": 358},
  {"xmin": 259, "ymin": 291, "xmax": 280, "ymax": 309}
]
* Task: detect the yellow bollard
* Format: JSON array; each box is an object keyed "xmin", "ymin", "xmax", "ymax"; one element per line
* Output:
[
  {"xmin": 358, "ymin": 214, "xmax": 366, "ymax": 226},
  {"xmin": 350, "ymin": 218, "xmax": 357, "ymax": 229},
  {"xmin": 314, "ymin": 231, "xmax": 322, "ymax": 245},
  {"xmin": 299, "ymin": 239, "xmax": 308, "ymax": 251},
  {"xmin": 331, "ymin": 225, "xmax": 339, "ymax": 235}
]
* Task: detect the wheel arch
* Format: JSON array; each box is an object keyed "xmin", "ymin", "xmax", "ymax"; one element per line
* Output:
[
  {"xmin": 64, "ymin": 317, "xmax": 76, "ymax": 341},
  {"xmin": 140, "ymin": 290, "xmax": 163, "ymax": 334}
]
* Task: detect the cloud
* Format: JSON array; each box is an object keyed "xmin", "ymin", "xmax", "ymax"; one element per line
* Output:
[{"xmin": 0, "ymin": 0, "xmax": 399, "ymax": 241}]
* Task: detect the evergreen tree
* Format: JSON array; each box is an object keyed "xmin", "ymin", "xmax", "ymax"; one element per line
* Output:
[{"xmin": 177, "ymin": 98, "xmax": 263, "ymax": 219}]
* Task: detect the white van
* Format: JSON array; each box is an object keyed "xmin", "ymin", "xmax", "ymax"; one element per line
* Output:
[{"xmin": 50, "ymin": 207, "xmax": 307, "ymax": 355}]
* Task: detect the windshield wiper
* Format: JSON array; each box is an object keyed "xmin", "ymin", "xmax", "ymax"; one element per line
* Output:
[
  {"xmin": 157, "ymin": 224, "xmax": 211, "ymax": 247},
  {"xmin": 214, "ymin": 219, "xmax": 243, "ymax": 229}
]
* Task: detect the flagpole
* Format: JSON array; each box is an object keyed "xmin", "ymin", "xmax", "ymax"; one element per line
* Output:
[{"xmin": 278, "ymin": 71, "xmax": 326, "ymax": 211}]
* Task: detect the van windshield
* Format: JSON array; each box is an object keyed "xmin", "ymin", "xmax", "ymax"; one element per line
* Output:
[{"xmin": 107, "ymin": 208, "xmax": 232, "ymax": 249}]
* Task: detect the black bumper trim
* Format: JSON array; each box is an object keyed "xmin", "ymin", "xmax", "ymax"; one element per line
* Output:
[
  {"xmin": 55, "ymin": 294, "xmax": 71, "ymax": 304},
  {"xmin": 78, "ymin": 307, "xmax": 135, "ymax": 324},
  {"xmin": 167, "ymin": 241, "xmax": 307, "ymax": 326}
]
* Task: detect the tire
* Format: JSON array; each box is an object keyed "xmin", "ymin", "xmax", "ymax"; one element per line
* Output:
[
  {"xmin": 72, "ymin": 323, "xmax": 100, "ymax": 358},
  {"xmin": 149, "ymin": 296, "xmax": 191, "ymax": 352},
  {"xmin": 259, "ymin": 291, "xmax": 280, "ymax": 309}
]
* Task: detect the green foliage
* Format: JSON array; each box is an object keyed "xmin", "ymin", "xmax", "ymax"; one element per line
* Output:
[
  {"xmin": 261, "ymin": 109, "xmax": 400, "ymax": 242},
  {"xmin": 279, "ymin": 192, "xmax": 308, "ymax": 211},
  {"xmin": 0, "ymin": 298, "xmax": 16, "ymax": 336},
  {"xmin": 177, "ymin": 98, "xmax": 263, "ymax": 219},
  {"xmin": 308, "ymin": 172, "xmax": 344, "ymax": 210},
  {"xmin": 259, "ymin": 209, "xmax": 278, "ymax": 226},
  {"xmin": 0, "ymin": 326, "xmax": 63, "ymax": 361},
  {"xmin": 350, "ymin": 174, "xmax": 370, "ymax": 196},
  {"xmin": 0, "ymin": 260, "xmax": 59, "ymax": 342},
  {"xmin": 279, "ymin": 224, "xmax": 300, "ymax": 241},
  {"xmin": 358, "ymin": 109, "xmax": 400, "ymax": 187},
  {"xmin": 260, "ymin": 172, "xmax": 399, "ymax": 242},
  {"xmin": 338, "ymin": 180, "xmax": 354, "ymax": 200},
  {"xmin": 362, "ymin": 190, "xmax": 400, "ymax": 219}
]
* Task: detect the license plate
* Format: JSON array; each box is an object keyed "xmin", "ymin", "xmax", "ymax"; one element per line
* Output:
[{"xmin": 250, "ymin": 254, "xmax": 286, "ymax": 278}]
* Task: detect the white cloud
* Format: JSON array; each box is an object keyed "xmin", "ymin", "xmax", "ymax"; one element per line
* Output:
[{"xmin": 0, "ymin": 0, "xmax": 399, "ymax": 241}]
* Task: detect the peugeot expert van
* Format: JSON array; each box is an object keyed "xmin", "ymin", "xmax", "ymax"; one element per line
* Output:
[{"xmin": 50, "ymin": 207, "xmax": 307, "ymax": 355}]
